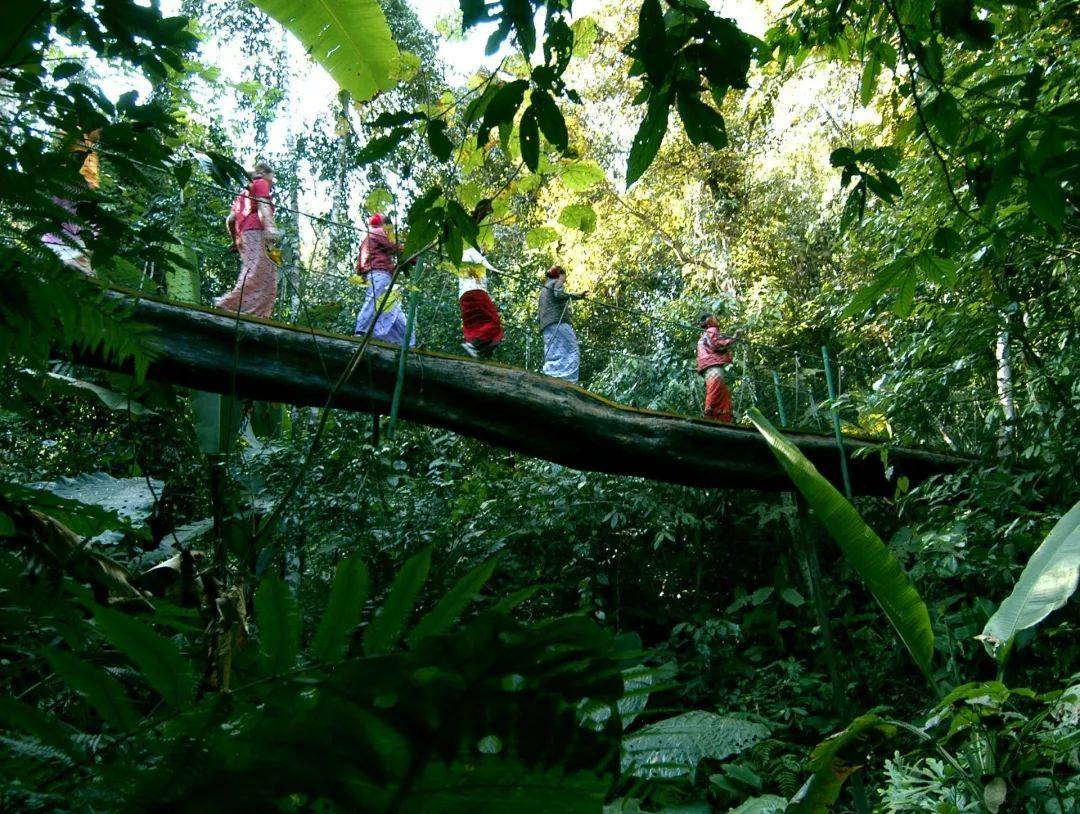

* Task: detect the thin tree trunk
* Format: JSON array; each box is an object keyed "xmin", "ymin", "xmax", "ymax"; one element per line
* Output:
[{"xmin": 995, "ymin": 328, "xmax": 1016, "ymax": 456}]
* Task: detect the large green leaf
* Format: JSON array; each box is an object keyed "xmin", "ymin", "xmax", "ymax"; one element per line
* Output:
[
  {"xmin": 525, "ymin": 226, "xmax": 559, "ymax": 248},
  {"xmin": 249, "ymin": 0, "xmax": 400, "ymax": 102},
  {"xmin": 27, "ymin": 472, "xmax": 163, "ymax": 527},
  {"xmin": 311, "ymin": 555, "xmax": 368, "ymax": 664},
  {"xmin": 164, "ymin": 246, "xmax": 201, "ymax": 304},
  {"xmin": 560, "ymin": 159, "xmax": 606, "ymax": 191},
  {"xmin": 45, "ymin": 372, "xmax": 156, "ymax": 416},
  {"xmin": 571, "ymin": 16, "xmax": 598, "ymax": 58},
  {"xmin": 256, "ymin": 577, "xmax": 301, "ymax": 676},
  {"xmin": 1027, "ymin": 175, "xmax": 1065, "ymax": 230},
  {"xmin": 92, "ymin": 606, "xmax": 194, "ymax": 708},
  {"xmin": 788, "ymin": 715, "xmax": 896, "ymax": 813},
  {"xmin": 840, "ymin": 254, "xmax": 915, "ymax": 318},
  {"xmin": 636, "ymin": 0, "xmax": 670, "ymax": 84},
  {"xmin": 581, "ymin": 663, "xmax": 667, "ymax": 732},
  {"xmin": 676, "ymin": 92, "xmax": 728, "ymax": 150},
  {"xmin": 42, "ymin": 648, "xmax": 138, "ymax": 731},
  {"xmin": 859, "ymin": 52, "xmax": 881, "ymax": 106},
  {"xmin": 520, "ymin": 106, "xmax": 540, "ymax": 172},
  {"xmin": 477, "ymin": 79, "xmax": 529, "ymax": 146},
  {"xmin": 531, "ymin": 89, "xmax": 569, "ymax": 152},
  {"xmin": 621, "ymin": 711, "xmax": 769, "ymax": 780},
  {"xmin": 0, "ymin": 697, "xmax": 81, "ymax": 759},
  {"xmin": 408, "ymin": 557, "xmax": 498, "ymax": 645},
  {"xmin": 426, "ymin": 119, "xmax": 454, "ymax": 162},
  {"xmin": 363, "ymin": 547, "xmax": 431, "ymax": 655},
  {"xmin": 558, "ymin": 204, "xmax": 597, "ymax": 234},
  {"xmin": 0, "ymin": 3, "xmax": 48, "ymax": 69},
  {"xmin": 979, "ymin": 500, "xmax": 1080, "ymax": 658},
  {"xmin": 727, "ymin": 795, "xmax": 788, "ymax": 814},
  {"xmin": 747, "ymin": 409, "xmax": 934, "ymax": 678},
  {"xmin": 191, "ymin": 391, "xmax": 243, "ymax": 456},
  {"xmin": 626, "ymin": 89, "xmax": 671, "ymax": 188},
  {"xmin": 1, "ymin": 480, "xmax": 136, "ymax": 542}
]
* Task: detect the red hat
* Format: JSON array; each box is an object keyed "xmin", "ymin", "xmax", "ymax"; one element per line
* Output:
[
  {"xmin": 368, "ymin": 213, "xmax": 384, "ymax": 227},
  {"xmin": 546, "ymin": 265, "xmax": 564, "ymax": 279}
]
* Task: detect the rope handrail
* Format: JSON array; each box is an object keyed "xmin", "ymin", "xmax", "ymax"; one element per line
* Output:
[{"xmin": 7, "ymin": 119, "xmax": 1002, "ymax": 449}]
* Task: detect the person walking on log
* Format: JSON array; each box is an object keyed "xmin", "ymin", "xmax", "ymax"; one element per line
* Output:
[
  {"xmin": 215, "ymin": 163, "xmax": 279, "ymax": 318},
  {"xmin": 42, "ymin": 129, "xmax": 101, "ymax": 276},
  {"xmin": 353, "ymin": 213, "xmax": 415, "ymax": 347},
  {"xmin": 538, "ymin": 265, "xmax": 582, "ymax": 384},
  {"xmin": 456, "ymin": 247, "xmax": 504, "ymax": 359},
  {"xmin": 697, "ymin": 313, "xmax": 739, "ymax": 423}
]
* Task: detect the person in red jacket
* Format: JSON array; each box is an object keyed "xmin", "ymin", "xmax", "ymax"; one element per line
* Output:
[
  {"xmin": 697, "ymin": 313, "xmax": 739, "ymax": 423},
  {"xmin": 353, "ymin": 212, "xmax": 414, "ymax": 346}
]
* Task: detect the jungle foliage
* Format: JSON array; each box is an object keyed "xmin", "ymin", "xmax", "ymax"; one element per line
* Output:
[{"xmin": 0, "ymin": 0, "xmax": 1078, "ymax": 812}]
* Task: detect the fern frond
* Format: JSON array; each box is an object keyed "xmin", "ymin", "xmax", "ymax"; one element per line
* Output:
[{"xmin": 0, "ymin": 735, "xmax": 76, "ymax": 767}]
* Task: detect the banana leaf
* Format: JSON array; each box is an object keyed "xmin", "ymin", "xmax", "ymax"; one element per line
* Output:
[
  {"xmin": 747, "ymin": 408, "xmax": 934, "ymax": 679},
  {"xmin": 979, "ymin": 499, "xmax": 1080, "ymax": 660},
  {"xmin": 250, "ymin": 0, "xmax": 400, "ymax": 102}
]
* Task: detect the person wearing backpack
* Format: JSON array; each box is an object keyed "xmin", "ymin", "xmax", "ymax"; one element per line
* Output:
[{"xmin": 215, "ymin": 163, "xmax": 279, "ymax": 318}]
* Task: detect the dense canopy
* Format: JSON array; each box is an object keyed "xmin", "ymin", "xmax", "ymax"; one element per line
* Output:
[{"xmin": 0, "ymin": 1, "xmax": 1077, "ymax": 812}]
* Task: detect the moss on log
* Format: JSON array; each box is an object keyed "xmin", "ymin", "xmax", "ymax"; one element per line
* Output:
[{"xmin": 77, "ymin": 293, "xmax": 972, "ymax": 495}]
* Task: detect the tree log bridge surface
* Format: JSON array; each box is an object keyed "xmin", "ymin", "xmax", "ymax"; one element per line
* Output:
[{"xmin": 79, "ymin": 292, "xmax": 972, "ymax": 495}]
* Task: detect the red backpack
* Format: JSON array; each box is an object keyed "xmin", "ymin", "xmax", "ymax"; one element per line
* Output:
[{"xmin": 229, "ymin": 177, "xmax": 273, "ymax": 242}]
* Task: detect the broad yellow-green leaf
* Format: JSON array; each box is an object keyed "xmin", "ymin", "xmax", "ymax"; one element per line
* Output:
[
  {"xmin": 250, "ymin": 0, "xmax": 400, "ymax": 102},
  {"xmin": 571, "ymin": 17, "xmax": 598, "ymax": 58},
  {"xmin": 859, "ymin": 52, "xmax": 880, "ymax": 106},
  {"xmin": 525, "ymin": 226, "xmax": 559, "ymax": 248},
  {"xmin": 364, "ymin": 187, "xmax": 394, "ymax": 212},
  {"xmin": 748, "ymin": 409, "xmax": 934, "ymax": 678},
  {"xmin": 560, "ymin": 159, "xmax": 606, "ymax": 191},
  {"xmin": 979, "ymin": 500, "xmax": 1080, "ymax": 658},
  {"xmin": 558, "ymin": 203, "xmax": 597, "ymax": 233}
]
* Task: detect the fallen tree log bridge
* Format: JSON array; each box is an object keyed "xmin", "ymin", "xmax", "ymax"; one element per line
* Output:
[{"xmin": 78, "ymin": 293, "xmax": 971, "ymax": 495}]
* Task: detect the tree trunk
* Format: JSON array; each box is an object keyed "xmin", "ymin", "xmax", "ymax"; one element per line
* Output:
[
  {"xmin": 995, "ymin": 328, "xmax": 1017, "ymax": 456},
  {"xmin": 78, "ymin": 291, "xmax": 973, "ymax": 495}
]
